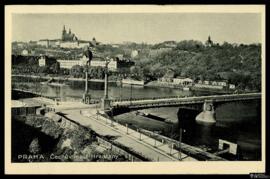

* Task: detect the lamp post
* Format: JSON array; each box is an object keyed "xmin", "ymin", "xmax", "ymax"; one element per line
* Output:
[
  {"xmin": 154, "ymin": 133, "xmax": 157, "ymax": 147},
  {"xmin": 110, "ymin": 108, "xmax": 114, "ymax": 127},
  {"xmin": 179, "ymin": 128, "xmax": 183, "ymax": 160},
  {"xmin": 130, "ymin": 84, "xmax": 133, "ymax": 105}
]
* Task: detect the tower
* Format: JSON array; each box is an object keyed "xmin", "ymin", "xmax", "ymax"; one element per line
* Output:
[
  {"xmin": 62, "ymin": 25, "xmax": 67, "ymax": 41},
  {"xmin": 205, "ymin": 35, "xmax": 213, "ymax": 47}
]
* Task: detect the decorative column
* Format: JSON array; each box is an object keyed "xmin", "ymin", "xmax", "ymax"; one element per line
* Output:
[
  {"xmin": 83, "ymin": 46, "xmax": 93, "ymax": 103},
  {"xmin": 101, "ymin": 58, "xmax": 111, "ymax": 110}
]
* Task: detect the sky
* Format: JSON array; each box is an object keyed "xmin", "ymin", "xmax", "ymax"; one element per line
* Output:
[{"xmin": 12, "ymin": 13, "xmax": 262, "ymax": 44}]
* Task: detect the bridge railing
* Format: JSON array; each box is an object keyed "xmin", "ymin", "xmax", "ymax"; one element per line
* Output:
[
  {"xmin": 110, "ymin": 95, "xmax": 186, "ymax": 102},
  {"xmin": 111, "ymin": 93, "xmax": 261, "ymax": 108}
]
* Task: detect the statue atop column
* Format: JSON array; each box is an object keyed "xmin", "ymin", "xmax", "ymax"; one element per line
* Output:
[
  {"xmin": 82, "ymin": 45, "xmax": 93, "ymax": 103},
  {"xmin": 101, "ymin": 57, "xmax": 111, "ymax": 111}
]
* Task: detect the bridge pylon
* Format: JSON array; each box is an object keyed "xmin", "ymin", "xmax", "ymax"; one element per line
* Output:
[{"xmin": 195, "ymin": 100, "xmax": 216, "ymax": 124}]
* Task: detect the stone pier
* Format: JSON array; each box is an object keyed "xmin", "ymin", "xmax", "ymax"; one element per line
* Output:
[{"xmin": 195, "ymin": 100, "xmax": 216, "ymax": 124}]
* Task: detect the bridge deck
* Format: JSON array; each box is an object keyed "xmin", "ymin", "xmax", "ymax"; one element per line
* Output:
[{"xmin": 111, "ymin": 93, "xmax": 261, "ymax": 108}]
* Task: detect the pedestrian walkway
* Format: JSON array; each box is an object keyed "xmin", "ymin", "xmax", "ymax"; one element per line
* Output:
[{"xmin": 80, "ymin": 109, "xmax": 197, "ymax": 161}]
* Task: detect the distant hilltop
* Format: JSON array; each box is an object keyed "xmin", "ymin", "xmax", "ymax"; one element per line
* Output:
[{"xmin": 26, "ymin": 25, "xmax": 100, "ymax": 49}]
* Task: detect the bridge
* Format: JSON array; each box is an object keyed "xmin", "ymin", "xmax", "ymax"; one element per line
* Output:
[
  {"xmin": 110, "ymin": 93, "xmax": 261, "ymax": 109},
  {"xmin": 13, "ymin": 87, "xmax": 261, "ymax": 124},
  {"xmin": 13, "ymin": 88, "xmax": 261, "ymax": 110},
  {"xmin": 109, "ymin": 93, "xmax": 261, "ymax": 123}
]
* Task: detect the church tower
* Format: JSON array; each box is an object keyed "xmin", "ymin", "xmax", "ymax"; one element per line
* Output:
[
  {"xmin": 205, "ymin": 35, "xmax": 213, "ymax": 47},
  {"xmin": 62, "ymin": 25, "xmax": 67, "ymax": 41}
]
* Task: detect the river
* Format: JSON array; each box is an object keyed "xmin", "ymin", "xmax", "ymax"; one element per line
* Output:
[{"xmin": 12, "ymin": 76, "xmax": 262, "ymax": 161}]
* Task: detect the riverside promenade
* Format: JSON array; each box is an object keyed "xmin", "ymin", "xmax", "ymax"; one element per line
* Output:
[{"xmin": 47, "ymin": 101, "xmax": 197, "ymax": 161}]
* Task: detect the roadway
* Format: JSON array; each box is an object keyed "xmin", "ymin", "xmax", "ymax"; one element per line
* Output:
[
  {"xmin": 111, "ymin": 93, "xmax": 261, "ymax": 108},
  {"xmin": 51, "ymin": 102, "xmax": 197, "ymax": 161}
]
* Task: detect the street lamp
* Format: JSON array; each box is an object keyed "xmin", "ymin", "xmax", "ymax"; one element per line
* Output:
[
  {"xmin": 179, "ymin": 128, "xmax": 183, "ymax": 160},
  {"xmin": 110, "ymin": 108, "xmax": 114, "ymax": 127},
  {"xmin": 130, "ymin": 84, "xmax": 133, "ymax": 105}
]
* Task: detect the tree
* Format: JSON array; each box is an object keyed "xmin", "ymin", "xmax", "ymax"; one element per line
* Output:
[
  {"xmin": 70, "ymin": 65, "xmax": 84, "ymax": 78},
  {"xmin": 50, "ymin": 62, "xmax": 60, "ymax": 74}
]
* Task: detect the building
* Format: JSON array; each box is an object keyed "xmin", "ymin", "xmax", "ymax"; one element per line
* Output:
[
  {"xmin": 12, "ymin": 99, "xmax": 42, "ymax": 116},
  {"xmin": 204, "ymin": 80, "xmax": 210, "ymax": 85},
  {"xmin": 57, "ymin": 56, "xmax": 118, "ymax": 70},
  {"xmin": 163, "ymin": 41, "xmax": 177, "ymax": 48},
  {"xmin": 115, "ymin": 54, "xmax": 124, "ymax": 61},
  {"xmin": 18, "ymin": 42, "xmax": 26, "ymax": 48},
  {"xmin": 62, "ymin": 25, "xmax": 78, "ymax": 41},
  {"xmin": 217, "ymin": 81, "xmax": 227, "ymax": 87},
  {"xmin": 48, "ymin": 40, "xmax": 60, "ymax": 48},
  {"xmin": 60, "ymin": 26, "xmax": 97, "ymax": 49},
  {"xmin": 60, "ymin": 41, "xmax": 79, "ymax": 49},
  {"xmin": 36, "ymin": 26, "xmax": 98, "ymax": 49},
  {"xmin": 111, "ymin": 44, "xmax": 120, "ymax": 48},
  {"xmin": 229, "ymin": 84, "xmax": 236, "ymax": 89},
  {"xmin": 91, "ymin": 60, "xmax": 117, "ymax": 71},
  {"xmin": 37, "ymin": 39, "xmax": 61, "ymax": 48},
  {"xmin": 211, "ymin": 81, "xmax": 218, "ymax": 86},
  {"xmin": 194, "ymin": 83, "xmax": 223, "ymax": 90},
  {"xmin": 131, "ymin": 50, "xmax": 139, "ymax": 58},
  {"xmin": 12, "ymin": 55, "xmax": 39, "ymax": 66},
  {"xmin": 57, "ymin": 59, "xmax": 83, "ymax": 69},
  {"xmin": 173, "ymin": 77, "xmax": 194, "ymax": 86},
  {"xmin": 198, "ymin": 80, "xmax": 203, "ymax": 84},
  {"xmin": 38, "ymin": 56, "xmax": 57, "ymax": 67},
  {"xmin": 37, "ymin": 39, "xmax": 50, "ymax": 47},
  {"xmin": 21, "ymin": 49, "xmax": 29, "ymax": 56},
  {"xmin": 159, "ymin": 69, "xmax": 175, "ymax": 83},
  {"xmin": 60, "ymin": 40, "xmax": 90, "ymax": 49}
]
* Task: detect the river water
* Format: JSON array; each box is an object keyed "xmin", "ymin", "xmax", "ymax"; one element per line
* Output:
[{"xmin": 12, "ymin": 76, "xmax": 262, "ymax": 161}]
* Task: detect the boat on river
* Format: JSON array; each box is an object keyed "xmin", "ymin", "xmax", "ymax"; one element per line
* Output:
[{"xmin": 121, "ymin": 79, "xmax": 145, "ymax": 86}]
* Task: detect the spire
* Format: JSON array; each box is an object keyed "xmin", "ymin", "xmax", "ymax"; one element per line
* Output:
[
  {"xmin": 205, "ymin": 35, "xmax": 213, "ymax": 47},
  {"xmin": 69, "ymin": 28, "xmax": 71, "ymax": 34},
  {"xmin": 62, "ymin": 25, "xmax": 67, "ymax": 41}
]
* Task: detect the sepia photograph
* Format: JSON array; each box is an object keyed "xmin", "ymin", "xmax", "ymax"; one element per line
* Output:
[{"xmin": 4, "ymin": 5, "xmax": 266, "ymax": 174}]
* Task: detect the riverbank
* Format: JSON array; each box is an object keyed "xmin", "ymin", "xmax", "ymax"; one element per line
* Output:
[
  {"xmin": 145, "ymin": 81, "xmax": 183, "ymax": 89},
  {"xmin": 12, "ymin": 74, "xmax": 118, "ymax": 83},
  {"xmin": 12, "ymin": 113, "xmax": 132, "ymax": 162},
  {"xmin": 144, "ymin": 80, "xmax": 255, "ymax": 94}
]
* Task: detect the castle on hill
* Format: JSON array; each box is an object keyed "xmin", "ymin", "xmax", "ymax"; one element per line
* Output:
[
  {"xmin": 36, "ymin": 25, "xmax": 98, "ymax": 49},
  {"xmin": 61, "ymin": 25, "xmax": 78, "ymax": 41}
]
